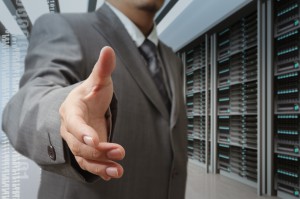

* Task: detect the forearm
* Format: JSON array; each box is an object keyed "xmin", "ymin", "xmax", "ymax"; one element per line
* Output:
[
  {"xmin": 3, "ymin": 81, "xmax": 79, "ymax": 176},
  {"xmin": 2, "ymin": 13, "xmax": 96, "ymax": 182}
]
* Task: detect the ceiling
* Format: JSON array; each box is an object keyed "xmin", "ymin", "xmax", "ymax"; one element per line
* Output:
[
  {"xmin": 0, "ymin": 0, "xmax": 104, "ymax": 35},
  {"xmin": 0, "ymin": 0, "xmax": 252, "ymax": 51},
  {"xmin": 158, "ymin": 0, "xmax": 252, "ymax": 51}
]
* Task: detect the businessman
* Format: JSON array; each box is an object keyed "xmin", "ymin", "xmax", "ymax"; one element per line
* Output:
[{"xmin": 2, "ymin": 0, "xmax": 188, "ymax": 198}]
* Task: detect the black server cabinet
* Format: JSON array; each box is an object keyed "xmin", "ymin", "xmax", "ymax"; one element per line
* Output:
[
  {"xmin": 178, "ymin": 0, "xmax": 264, "ymax": 194},
  {"xmin": 216, "ymin": 11, "xmax": 258, "ymax": 187},
  {"xmin": 273, "ymin": 0, "xmax": 300, "ymax": 198},
  {"xmin": 183, "ymin": 37, "xmax": 211, "ymax": 169}
]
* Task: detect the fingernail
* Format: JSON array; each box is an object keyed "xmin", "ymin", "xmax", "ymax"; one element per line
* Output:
[
  {"xmin": 107, "ymin": 149, "xmax": 122, "ymax": 159},
  {"xmin": 83, "ymin": 136, "xmax": 94, "ymax": 147},
  {"xmin": 106, "ymin": 167, "xmax": 119, "ymax": 177}
]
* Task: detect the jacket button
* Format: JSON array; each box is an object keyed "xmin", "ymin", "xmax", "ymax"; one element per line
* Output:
[{"xmin": 48, "ymin": 145, "xmax": 56, "ymax": 161}]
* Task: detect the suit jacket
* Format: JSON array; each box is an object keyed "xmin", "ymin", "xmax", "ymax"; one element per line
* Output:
[{"xmin": 2, "ymin": 4, "xmax": 188, "ymax": 199}]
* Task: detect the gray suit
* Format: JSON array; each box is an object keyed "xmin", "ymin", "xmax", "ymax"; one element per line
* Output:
[{"xmin": 2, "ymin": 4, "xmax": 188, "ymax": 199}]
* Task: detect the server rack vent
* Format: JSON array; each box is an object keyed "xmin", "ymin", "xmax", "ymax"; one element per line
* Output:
[
  {"xmin": 216, "ymin": 11, "xmax": 258, "ymax": 185},
  {"xmin": 274, "ymin": 0, "xmax": 300, "ymax": 198},
  {"xmin": 184, "ymin": 39, "xmax": 211, "ymax": 167}
]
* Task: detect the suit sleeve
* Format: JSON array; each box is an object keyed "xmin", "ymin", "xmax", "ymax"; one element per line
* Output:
[{"xmin": 1, "ymin": 14, "xmax": 100, "ymax": 183}]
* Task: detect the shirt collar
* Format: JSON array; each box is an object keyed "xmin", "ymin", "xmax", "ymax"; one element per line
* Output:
[{"xmin": 105, "ymin": 2, "xmax": 159, "ymax": 47}]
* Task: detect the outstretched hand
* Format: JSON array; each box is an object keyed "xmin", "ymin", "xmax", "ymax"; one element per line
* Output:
[{"xmin": 59, "ymin": 46, "xmax": 125, "ymax": 181}]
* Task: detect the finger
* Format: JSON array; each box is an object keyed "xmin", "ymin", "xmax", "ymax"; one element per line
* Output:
[
  {"xmin": 63, "ymin": 113, "xmax": 107, "ymax": 146},
  {"xmin": 79, "ymin": 47, "xmax": 115, "ymax": 120},
  {"xmin": 61, "ymin": 129, "xmax": 103, "ymax": 160},
  {"xmin": 86, "ymin": 46, "xmax": 116, "ymax": 88},
  {"xmin": 61, "ymin": 128, "xmax": 124, "ymax": 161},
  {"xmin": 75, "ymin": 156, "xmax": 124, "ymax": 179},
  {"xmin": 97, "ymin": 142, "xmax": 125, "ymax": 160}
]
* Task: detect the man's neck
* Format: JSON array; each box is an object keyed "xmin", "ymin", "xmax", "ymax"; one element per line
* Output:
[{"xmin": 106, "ymin": 1, "xmax": 155, "ymax": 36}]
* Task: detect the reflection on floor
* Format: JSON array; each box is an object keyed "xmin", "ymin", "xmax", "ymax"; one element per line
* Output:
[{"xmin": 185, "ymin": 161, "xmax": 279, "ymax": 199}]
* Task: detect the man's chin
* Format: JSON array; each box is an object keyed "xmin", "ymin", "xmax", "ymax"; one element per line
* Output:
[{"xmin": 137, "ymin": 3, "xmax": 162, "ymax": 13}]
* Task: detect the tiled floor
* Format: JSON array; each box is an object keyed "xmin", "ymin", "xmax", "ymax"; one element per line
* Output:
[{"xmin": 185, "ymin": 161, "xmax": 279, "ymax": 199}]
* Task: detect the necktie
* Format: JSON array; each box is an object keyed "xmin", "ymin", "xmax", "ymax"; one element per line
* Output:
[{"xmin": 139, "ymin": 39, "xmax": 171, "ymax": 112}]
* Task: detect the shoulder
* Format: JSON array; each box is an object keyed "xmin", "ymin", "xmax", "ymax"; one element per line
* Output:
[
  {"xmin": 33, "ymin": 12, "xmax": 97, "ymax": 32},
  {"xmin": 159, "ymin": 40, "xmax": 182, "ymax": 65},
  {"xmin": 29, "ymin": 12, "xmax": 100, "ymax": 46},
  {"xmin": 159, "ymin": 41, "xmax": 173, "ymax": 53}
]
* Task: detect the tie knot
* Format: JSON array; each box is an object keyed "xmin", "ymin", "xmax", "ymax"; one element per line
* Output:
[{"xmin": 139, "ymin": 39, "xmax": 157, "ymax": 60}]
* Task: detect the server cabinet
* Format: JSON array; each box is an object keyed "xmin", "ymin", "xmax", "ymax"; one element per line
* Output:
[
  {"xmin": 215, "ymin": 11, "xmax": 259, "ymax": 188},
  {"xmin": 178, "ymin": 0, "xmax": 268, "ymax": 196},
  {"xmin": 271, "ymin": 0, "xmax": 300, "ymax": 198},
  {"xmin": 181, "ymin": 36, "xmax": 212, "ymax": 171}
]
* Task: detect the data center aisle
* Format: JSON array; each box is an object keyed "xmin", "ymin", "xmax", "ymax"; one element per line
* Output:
[{"xmin": 185, "ymin": 161, "xmax": 279, "ymax": 199}]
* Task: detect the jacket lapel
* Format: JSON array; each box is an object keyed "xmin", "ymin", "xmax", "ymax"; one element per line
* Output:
[
  {"xmin": 158, "ymin": 43, "xmax": 180, "ymax": 129},
  {"xmin": 93, "ymin": 5, "xmax": 169, "ymax": 121}
]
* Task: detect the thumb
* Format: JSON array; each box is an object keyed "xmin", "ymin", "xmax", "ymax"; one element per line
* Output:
[{"xmin": 87, "ymin": 46, "xmax": 116, "ymax": 88}]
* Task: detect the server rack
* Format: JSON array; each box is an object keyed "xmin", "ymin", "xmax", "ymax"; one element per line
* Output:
[
  {"xmin": 181, "ymin": 36, "xmax": 212, "ymax": 171},
  {"xmin": 215, "ymin": 11, "xmax": 259, "ymax": 188},
  {"xmin": 271, "ymin": 0, "xmax": 300, "ymax": 198},
  {"xmin": 178, "ymin": 0, "xmax": 300, "ymax": 197}
]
